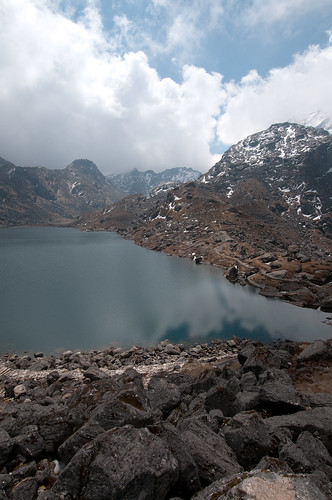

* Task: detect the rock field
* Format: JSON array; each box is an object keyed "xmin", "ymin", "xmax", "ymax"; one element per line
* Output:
[{"xmin": 0, "ymin": 337, "xmax": 332, "ymax": 499}]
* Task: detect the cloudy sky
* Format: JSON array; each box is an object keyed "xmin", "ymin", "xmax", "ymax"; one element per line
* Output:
[{"xmin": 1, "ymin": 0, "xmax": 332, "ymax": 174}]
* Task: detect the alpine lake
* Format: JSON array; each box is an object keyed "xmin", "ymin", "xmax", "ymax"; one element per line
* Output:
[{"xmin": 0, "ymin": 226, "xmax": 331, "ymax": 355}]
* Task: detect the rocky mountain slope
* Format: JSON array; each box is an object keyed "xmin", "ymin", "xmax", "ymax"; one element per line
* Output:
[
  {"xmin": 79, "ymin": 123, "xmax": 332, "ymax": 310},
  {"xmin": 0, "ymin": 158, "xmax": 124, "ymax": 226},
  {"xmin": 107, "ymin": 167, "xmax": 202, "ymax": 195}
]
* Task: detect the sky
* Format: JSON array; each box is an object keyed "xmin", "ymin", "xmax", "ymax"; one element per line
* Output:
[{"xmin": 1, "ymin": 0, "xmax": 332, "ymax": 175}]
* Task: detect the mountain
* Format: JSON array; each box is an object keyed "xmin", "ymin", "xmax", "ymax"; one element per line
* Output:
[
  {"xmin": 299, "ymin": 111, "xmax": 332, "ymax": 135},
  {"xmin": 107, "ymin": 167, "xmax": 202, "ymax": 195},
  {"xmin": 79, "ymin": 123, "xmax": 332, "ymax": 310},
  {"xmin": 0, "ymin": 158, "xmax": 124, "ymax": 226}
]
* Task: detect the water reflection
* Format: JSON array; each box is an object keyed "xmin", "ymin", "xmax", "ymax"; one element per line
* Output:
[{"xmin": 0, "ymin": 227, "xmax": 330, "ymax": 354}]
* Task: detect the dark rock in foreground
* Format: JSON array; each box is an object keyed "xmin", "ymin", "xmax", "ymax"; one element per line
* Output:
[{"xmin": 0, "ymin": 337, "xmax": 332, "ymax": 499}]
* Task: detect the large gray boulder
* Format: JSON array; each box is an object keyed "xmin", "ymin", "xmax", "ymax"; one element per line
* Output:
[
  {"xmin": 224, "ymin": 411, "xmax": 273, "ymax": 469},
  {"xmin": 0, "ymin": 429, "xmax": 13, "ymax": 467},
  {"xmin": 149, "ymin": 422, "xmax": 201, "ymax": 498},
  {"xmin": 297, "ymin": 340, "xmax": 332, "ymax": 362},
  {"xmin": 177, "ymin": 418, "xmax": 242, "ymax": 484},
  {"xmin": 147, "ymin": 376, "xmax": 181, "ymax": 418},
  {"xmin": 51, "ymin": 425, "xmax": 179, "ymax": 500},
  {"xmin": 266, "ymin": 407, "xmax": 332, "ymax": 455},
  {"xmin": 243, "ymin": 346, "xmax": 291, "ymax": 375}
]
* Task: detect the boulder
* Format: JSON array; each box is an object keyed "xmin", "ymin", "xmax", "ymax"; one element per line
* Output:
[
  {"xmin": 224, "ymin": 412, "xmax": 273, "ymax": 469},
  {"xmin": 266, "ymin": 407, "xmax": 332, "ymax": 455},
  {"xmin": 279, "ymin": 438, "xmax": 312, "ymax": 473},
  {"xmin": 0, "ymin": 474, "xmax": 14, "ymax": 495},
  {"xmin": 237, "ymin": 342, "xmax": 256, "ymax": 365},
  {"xmin": 58, "ymin": 421, "xmax": 105, "ymax": 464},
  {"xmin": 148, "ymin": 376, "xmax": 181, "ymax": 418},
  {"xmin": 177, "ymin": 418, "xmax": 242, "ymax": 484},
  {"xmin": 204, "ymin": 377, "xmax": 240, "ymax": 417},
  {"xmin": 305, "ymin": 393, "xmax": 332, "ymax": 408},
  {"xmin": 297, "ymin": 340, "xmax": 332, "ymax": 362},
  {"xmin": 51, "ymin": 426, "xmax": 179, "ymax": 500},
  {"xmin": 149, "ymin": 422, "xmax": 201, "ymax": 498},
  {"xmin": 14, "ymin": 425, "xmax": 45, "ymax": 461},
  {"xmin": 259, "ymin": 380, "xmax": 305, "ymax": 415},
  {"xmin": 243, "ymin": 346, "xmax": 291, "ymax": 376},
  {"xmin": 296, "ymin": 431, "xmax": 332, "ymax": 480},
  {"xmin": 10, "ymin": 477, "xmax": 38, "ymax": 500},
  {"xmin": 83, "ymin": 366, "xmax": 108, "ymax": 381},
  {"xmin": 0, "ymin": 429, "xmax": 13, "ymax": 467},
  {"xmin": 193, "ymin": 470, "xmax": 330, "ymax": 500}
]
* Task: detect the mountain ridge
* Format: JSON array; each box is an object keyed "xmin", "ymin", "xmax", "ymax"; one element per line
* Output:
[
  {"xmin": 79, "ymin": 122, "xmax": 332, "ymax": 311},
  {"xmin": 0, "ymin": 158, "xmax": 124, "ymax": 226},
  {"xmin": 107, "ymin": 166, "xmax": 202, "ymax": 195}
]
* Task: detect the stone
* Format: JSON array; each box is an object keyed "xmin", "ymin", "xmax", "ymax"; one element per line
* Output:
[
  {"xmin": 259, "ymin": 380, "xmax": 305, "ymax": 415},
  {"xmin": 224, "ymin": 412, "xmax": 273, "ymax": 469},
  {"xmin": 164, "ymin": 344, "xmax": 181, "ymax": 355},
  {"xmin": 58, "ymin": 421, "xmax": 105, "ymax": 464},
  {"xmin": 238, "ymin": 343, "xmax": 256, "ymax": 365},
  {"xmin": 0, "ymin": 474, "xmax": 14, "ymax": 494},
  {"xmin": 296, "ymin": 431, "xmax": 332, "ymax": 480},
  {"xmin": 148, "ymin": 376, "xmax": 181, "ymax": 418},
  {"xmin": 279, "ymin": 439, "xmax": 312, "ymax": 473},
  {"xmin": 266, "ymin": 407, "xmax": 332, "ymax": 455},
  {"xmin": 10, "ymin": 477, "xmax": 39, "ymax": 500},
  {"xmin": 204, "ymin": 377, "xmax": 240, "ymax": 417},
  {"xmin": 51, "ymin": 426, "xmax": 179, "ymax": 500},
  {"xmin": 13, "ymin": 384, "xmax": 27, "ymax": 398},
  {"xmin": 14, "ymin": 425, "xmax": 45, "ymax": 460},
  {"xmin": 0, "ymin": 429, "xmax": 13, "ymax": 466},
  {"xmin": 297, "ymin": 340, "xmax": 332, "ymax": 362},
  {"xmin": 193, "ymin": 470, "xmax": 330, "ymax": 500},
  {"xmin": 243, "ymin": 346, "xmax": 291, "ymax": 375},
  {"xmin": 305, "ymin": 393, "xmax": 332, "ymax": 408},
  {"xmin": 149, "ymin": 422, "xmax": 201, "ymax": 498},
  {"xmin": 12, "ymin": 461, "xmax": 37, "ymax": 481},
  {"xmin": 177, "ymin": 418, "xmax": 242, "ymax": 484},
  {"xmin": 83, "ymin": 366, "xmax": 108, "ymax": 381}
]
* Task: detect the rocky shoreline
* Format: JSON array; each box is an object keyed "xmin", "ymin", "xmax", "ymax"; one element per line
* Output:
[{"xmin": 1, "ymin": 337, "xmax": 332, "ymax": 499}]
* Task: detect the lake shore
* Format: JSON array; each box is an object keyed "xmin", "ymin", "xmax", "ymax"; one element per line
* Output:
[{"xmin": 1, "ymin": 337, "xmax": 332, "ymax": 499}]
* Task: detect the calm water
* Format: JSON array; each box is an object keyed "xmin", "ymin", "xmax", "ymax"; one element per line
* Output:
[{"xmin": 0, "ymin": 227, "xmax": 331, "ymax": 354}]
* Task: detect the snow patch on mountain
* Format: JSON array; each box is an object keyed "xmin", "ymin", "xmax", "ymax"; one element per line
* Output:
[{"xmin": 108, "ymin": 167, "xmax": 201, "ymax": 195}]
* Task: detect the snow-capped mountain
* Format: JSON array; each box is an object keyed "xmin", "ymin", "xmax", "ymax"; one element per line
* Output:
[
  {"xmin": 298, "ymin": 111, "xmax": 332, "ymax": 135},
  {"xmin": 200, "ymin": 122, "xmax": 332, "ymax": 222},
  {"xmin": 107, "ymin": 167, "xmax": 201, "ymax": 195}
]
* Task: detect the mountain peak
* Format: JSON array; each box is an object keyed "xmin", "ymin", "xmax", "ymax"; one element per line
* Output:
[{"xmin": 108, "ymin": 166, "xmax": 202, "ymax": 195}]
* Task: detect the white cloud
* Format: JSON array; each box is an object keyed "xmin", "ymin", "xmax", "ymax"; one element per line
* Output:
[
  {"xmin": 217, "ymin": 38, "xmax": 332, "ymax": 145},
  {"xmin": 243, "ymin": 0, "xmax": 332, "ymax": 27},
  {"xmin": 0, "ymin": 0, "xmax": 225, "ymax": 173}
]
